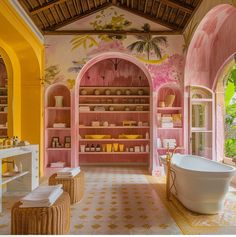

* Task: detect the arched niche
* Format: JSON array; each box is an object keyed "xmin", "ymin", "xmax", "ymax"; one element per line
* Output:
[{"xmin": 74, "ymin": 52, "xmax": 156, "ymax": 174}]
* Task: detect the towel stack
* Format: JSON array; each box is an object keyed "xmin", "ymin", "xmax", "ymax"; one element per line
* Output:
[
  {"xmin": 79, "ymin": 106, "xmax": 90, "ymax": 112},
  {"xmin": 161, "ymin": 115, "xmax": 173, "ymax": 128},
  {"xmin": 56, "ymin": 167, "xmax": 81, "ymax": 179},
  {"xmin": 20, "ymin": 184, "xmax": 63, "ymax": 208}
]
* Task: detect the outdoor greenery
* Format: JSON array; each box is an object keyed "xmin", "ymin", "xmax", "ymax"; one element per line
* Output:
[{"xmin": 225, "ymin": 65, "xmax": 236, "ymax": 158}]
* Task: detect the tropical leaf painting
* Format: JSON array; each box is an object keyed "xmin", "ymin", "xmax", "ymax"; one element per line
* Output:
[
  {"xmin": 127, "ymin": 24, "xmax": 167, "ymax": 61},
  {"xmin": 45, "ymin": 65, "xmax": 60, "ymax": 85},
  {"xmin": 70, "ymin": 35, "xmax": 98, "ymax": 51}
]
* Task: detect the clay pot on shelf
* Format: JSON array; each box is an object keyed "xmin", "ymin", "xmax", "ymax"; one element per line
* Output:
[
  {"xmin": 94, "ymin": 89, "xmax": 100, "ymax": 95},
  {"xmin": 80, "ymin": 89, "xmax": 87, "ymax": 95},
  {"xmin": 138, "ymin": 89, "xmax": 144, "ymax": 95},
  {"xmin": 125, "ymin": 89, "xmax": 131, "ymax": 95},
  {"xmin": 116, "ymin": 90, "xmax": 122, "ymax": 95},
  {"xmin": 109, "ymin": 106, "xmax": 114, "ymax": 111},
  {"xmin": 105, "ymin": 89, "xmax": 111, "ymax": 95},
  {"xmin": 159, "ymin": 101, "xmax": 165, "ymax": 107}
]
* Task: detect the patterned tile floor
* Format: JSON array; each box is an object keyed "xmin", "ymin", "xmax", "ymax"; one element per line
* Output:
[{"xmin": 0, "ymin": 166, "xmax": 181, "ymax": 235}]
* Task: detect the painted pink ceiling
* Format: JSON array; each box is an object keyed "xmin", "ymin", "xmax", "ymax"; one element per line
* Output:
[{"xmin": 185, "ymin": 4, "xmax": 236, "ymax": 89}]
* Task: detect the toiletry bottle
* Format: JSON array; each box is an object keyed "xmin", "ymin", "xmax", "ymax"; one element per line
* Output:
[
  {"xmin": 145, "ymin": 132, "xmax": 149, "ymax": 139},
  {"xmin": 85, "ymin": 144, "xmax": 90, "ymax": 152},
  {"xmin": 140, "ymin": 145, "xmax": 144, "ymax": 152},
  {"xmin": 96, "ymin": 144, "xmax": 101, "ymax": 152},
  {"xmin": 145, "ymin": 144, "xmax": 149, "ymax": 152},
  {"xmin": 90, "ymin": 144, "xmax": 95, "ymax": 152}
]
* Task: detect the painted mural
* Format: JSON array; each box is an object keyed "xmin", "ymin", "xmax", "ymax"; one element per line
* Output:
[{"xmin": 45, "ymin": 6, "xmax": 184, "ymax": 90}]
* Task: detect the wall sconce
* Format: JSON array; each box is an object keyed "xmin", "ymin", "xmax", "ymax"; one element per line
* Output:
[{"xmin": 108, "ymin": 58, "xmax": 122, "ymax": 71}]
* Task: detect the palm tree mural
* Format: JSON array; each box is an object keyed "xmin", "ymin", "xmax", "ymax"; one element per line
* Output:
[{"xmin": 127, "ymin": 24, "xmax": 167, "ymax": 60}]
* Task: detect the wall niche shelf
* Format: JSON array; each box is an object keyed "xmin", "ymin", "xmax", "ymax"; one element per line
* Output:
[
  {"xmin": 44, "ymin": 83, "xmax": 72, "ymax": 176},
  {"xmin": 0, "ymin": 58, "xmax": 8, "ymax": 138},
  {"xmin": 156, "ymin": 83, "xmax": 184, "ymax": 156}
]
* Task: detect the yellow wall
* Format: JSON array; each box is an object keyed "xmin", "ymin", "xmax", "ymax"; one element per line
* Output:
[{"xmin": 0, "ymin": 1, "xmax": 44, "ymax": 176}]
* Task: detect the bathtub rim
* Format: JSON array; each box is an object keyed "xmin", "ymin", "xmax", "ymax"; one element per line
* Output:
[{"xmin": 160, "ymin": 154, "xmax": 236, "ymax": 176}]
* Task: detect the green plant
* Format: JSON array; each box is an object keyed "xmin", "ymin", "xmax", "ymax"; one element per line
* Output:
[
  {"xmin": 127, "ymin": 24, "xmax": 167, "ymax": 60},
  {"xmin": 227, "ymin": 66, "xmax": 236, "ymax": 92},
  {"xmin": 225, "ymin": 138, "xmax": 236, "ymax": 158}
]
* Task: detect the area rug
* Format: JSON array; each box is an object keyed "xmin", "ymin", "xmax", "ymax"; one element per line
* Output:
[{"xmin": 147, "ymin": 175, "xmax": 236, "ymax": 235}]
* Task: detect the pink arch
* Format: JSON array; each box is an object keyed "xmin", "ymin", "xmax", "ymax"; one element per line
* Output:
[
  {"xmin": 185, "ymin": 4, "xmax": 236, "ymax": 89},
  {"xmin": 74, "ymin": 52, "xmax": 156, "ymax": 172},
  {"xmin": 75, "ymin": 52, "xmax": 153, "ymax": 90}
]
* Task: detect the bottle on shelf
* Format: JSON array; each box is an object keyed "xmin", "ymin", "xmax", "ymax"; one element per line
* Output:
[
  {"xmin": 90, "ymin": 144, "xmax": 95, "ymax": 152},
  {"xmin": 95, "ymin": 144, "xmax": 101, "ymax": 152},
  {"xmin": 85, "ymin": 144, "xmax": 90, "ymax": 152}
]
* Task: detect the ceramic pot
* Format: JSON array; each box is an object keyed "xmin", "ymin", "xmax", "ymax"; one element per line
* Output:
[{"xmin": 55, "ymin": 96, "xmax": 63, "ymax": 107}]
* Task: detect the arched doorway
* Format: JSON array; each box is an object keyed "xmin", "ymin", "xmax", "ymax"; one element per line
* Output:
[
  {"xmin": 185, "ymin": 4, "xmax": 236, "ymax": 160},
  {"xmin": 214, "ymin": 53, "xmax": 236, "ymax": 164},
  {"xmin": 74, "ymin": 52, "xmax": 155, "ymax": 173}
]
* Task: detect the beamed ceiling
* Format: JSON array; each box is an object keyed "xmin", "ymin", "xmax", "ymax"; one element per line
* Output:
[{"xmin": 18, "ymin": 0, "xmax": 203, "ymax": 35}]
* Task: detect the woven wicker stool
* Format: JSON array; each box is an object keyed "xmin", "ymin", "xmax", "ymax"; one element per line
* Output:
[
  {"xmin": 11, "ymin": 192, "xmax": 70, "ymax": 235},
  {"xmin": 49, "ymin": 171, "xmax": 84, "ymax": 204}
]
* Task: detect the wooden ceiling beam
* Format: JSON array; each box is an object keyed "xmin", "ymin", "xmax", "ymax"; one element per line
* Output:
[
  {"xmin": 30, "ymin": 0, "xmax": 67, "ymax": 15},
  {"xmin": 160, "ymin": 0, "xmax": 194, "ymax": 14},
  {"xmin": 44, "ymin": 2, "xmax": 112, "ymax": 31},
  {"xmin": 44, "ymin": 29, "xmax": 181, "ymax": 35},
  {"xmin": 116, "ymin": 4, "xmax": 178, "ymax": 30},
  {"xmin": 181, "ymin": 0, "xmax": 202, "ymax": 33}
]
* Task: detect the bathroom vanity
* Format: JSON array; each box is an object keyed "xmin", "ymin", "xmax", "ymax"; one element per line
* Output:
[{"xmin": 0, "ymin": 145, "xmax": 39, "ymax": 212}]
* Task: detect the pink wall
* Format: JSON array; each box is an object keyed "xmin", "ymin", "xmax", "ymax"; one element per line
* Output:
[{"xmin": 185, "ymin": 4, "xmax": 236, "ymax": 89}]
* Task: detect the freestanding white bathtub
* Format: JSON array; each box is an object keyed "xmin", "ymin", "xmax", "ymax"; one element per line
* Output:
[{"xmin": 160, "ymin": 154, "xmax": 236, "ymax": 214}]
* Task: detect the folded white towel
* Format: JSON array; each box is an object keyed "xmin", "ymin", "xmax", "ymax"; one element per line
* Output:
[
  {"xmin": 56, "ymin": 167, "xmax": 80, "ymax": 178},
  {"xmin": 20, "ymin": 189, "xmax": 63, "ymax": 208},
  {"xmin": 20, "ymin": 184, "xmax": 63, "ymax": 207}
]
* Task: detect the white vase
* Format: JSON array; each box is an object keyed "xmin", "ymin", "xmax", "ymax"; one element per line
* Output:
[{"xmin": 55, "ymin": 96, "xmax": 63, "ymax": 107}]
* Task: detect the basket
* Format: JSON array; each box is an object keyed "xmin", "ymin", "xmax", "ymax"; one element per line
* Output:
[{"xmin": 164, "ymin": 88, "xmax": 176, "ymax": 107}]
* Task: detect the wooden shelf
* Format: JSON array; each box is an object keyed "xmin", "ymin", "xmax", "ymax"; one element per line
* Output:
[
  {"xmin": 0, "ymin": 104, "xmax": 7, "ymax": 106},
  {"xmin": 79, "ymin": 111, "xmax": 150, "ymax": 114},
  {"xmin": 0, "ymin": 87, "xmax": 7, "ymax": 90},
  {"xmin": 79, "ymin": 95, "xmax": 150, "ymax": 98},
  {"xmin": 0, "ymin": 96, "xmax": 7, "ymax": 98},
  {"xmin": 191, "ymin": 129, "xmax": 212, "ymax": 133},
  {"xmin": 157, "ymin": 127, "xmax": 182, "ymax": 130},
  {"xmin": 47, "ymin": 148, "xmax": 71, "ymax": 151},
  {"xmin": 157, "ymin": 107, "xmax": 182, "ymax": 110},
  {"xmin": 0, "ymin": 127, "xmax": 7, "ymax": 129},
  {"xmin": 79, "ymin": 152, "xmax": 149, "ymax": 155},
  {"xmin": 0, "ymin": 112, "xmax": 7, "ymax": 114},
  {"xmin": 80, "ymin": 86, "xmax": 149, "ymax": 89},
  {"xmin": 46, "ymin": 107, "xmax": 71, "ymax": 110},
  {"xmin": 79, "ymin": 139, "xmax": 150, "ymax": 142},
  {"xmin": 79, "ymin": 104, "xmax": 149, "ymax": 106},
  {"xmin": 191, "ymin": 99, "xmax": 212, "ymax": 102},
  {"xmin": 47, "ymin": 128, "xmax": 71, "ymax": 130},
  {"xmin": 1, "ymin": 171, "xmax": 29, "ymax": 185},
  {"xmin": 79, "ymin": 126, "xmax": 150, "ymax": 129}
]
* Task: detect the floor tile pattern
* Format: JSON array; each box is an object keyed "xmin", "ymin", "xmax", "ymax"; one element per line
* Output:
[{"xmin": 0, "ymin": 166, "xmax": 181, "ymax": 235}]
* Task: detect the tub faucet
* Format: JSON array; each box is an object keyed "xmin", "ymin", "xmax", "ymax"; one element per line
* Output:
[{"xmin": 166, "ymin": 145, "xmax": 179, "ymax": 201}]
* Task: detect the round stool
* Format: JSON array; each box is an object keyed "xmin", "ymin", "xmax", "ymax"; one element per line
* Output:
[
  {"xmin": 11, "ymin": 192, "xmax": 70, "ymax": 235},
  {"xmin": 49, "ymin": 171, "xmax": 84, "ymax": 204}
]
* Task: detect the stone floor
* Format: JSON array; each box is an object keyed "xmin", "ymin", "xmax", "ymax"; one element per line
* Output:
[{"xmin": 0, "ymin": 166, "xmax": 181, "ymax": 235}]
